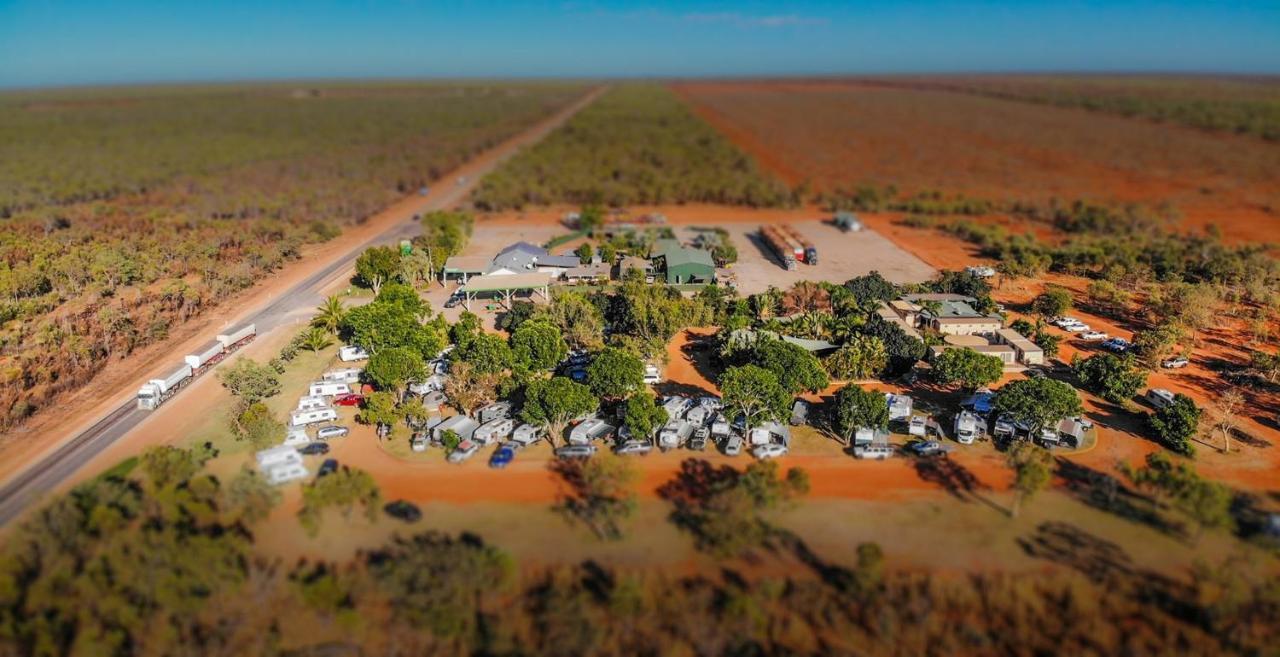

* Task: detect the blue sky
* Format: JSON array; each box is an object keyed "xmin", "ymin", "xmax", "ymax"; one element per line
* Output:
[{"xmin": 1, "ymin": 1, "xmax": 1277, "ymax": 88}]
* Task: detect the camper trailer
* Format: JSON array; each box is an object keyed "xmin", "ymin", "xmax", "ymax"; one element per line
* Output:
[
  {"xmin": 323, "ymin": 368, "xmax": 362, "ymax": 384},
  {"xmin": 661, "ymin": 396, "xmax": 694, "ymax": 421},
  {"xmin": 474, "ymin": 418, "xmax": 516, "ymax": 445},
  {"xmin": 296, "ymin": 395, "xmax": 328, "ymax": 412},
  {"xmin": 290, "ymin": 408, "xmax": 338, "ymax": 427},
  {"xmin": 284, "ymin": 428, "xmax": 310, "ymax": 446},
  {"xmin": 339, "ymin": 345, "xmax": 369, "ymax": 362},
  {"xmin": 308, "ymin": 381, "xmax": 351, "ymax": 398},
  {"xmin": 1146, "ymin": 388, "xmax": 1177, "ymax": 410},
  {"xmin": 954, "ymin": 411, "xmax": 980, "ymax": 445},
  {"xmin": 686, "ymin": 406, "xmax": 709, "ymax": 427},
  {"xmin": 477, "ymin": 402, "xmax": 513, "ymax": 424},
  {"xmin": 265, "ymin": 463, "xmax": 309, "ymax": 486},
  {"xmin": 658, "ymin": 420, "xmax": 694, "ymax": 451},
  {"xmin": 432, "ymin": 415, "xmax": 479, "ymax": 442},
  {"xmin": 512, "ymin": 424, "xmax": 543, "ymax": 446},
  {"xmin": 256, "ymin": 445, "xmax": 302, "ymax": 470},
  {"xmin": 885, "ymin": 393, "xmax": 913, "ymax": 422}
]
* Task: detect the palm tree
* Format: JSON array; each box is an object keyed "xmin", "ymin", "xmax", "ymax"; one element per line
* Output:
[
  {"xmin": 312, "ymin": 295, "xmax": 347, "ymax": 334},
  {"xmin": 301, "ymin": 327, "xmax": 333, "ymax": 353}
]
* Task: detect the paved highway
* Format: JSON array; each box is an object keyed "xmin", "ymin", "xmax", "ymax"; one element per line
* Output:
[{"xmin": 0, "ymin": 87, "xmax": 602, "ymax": 526}]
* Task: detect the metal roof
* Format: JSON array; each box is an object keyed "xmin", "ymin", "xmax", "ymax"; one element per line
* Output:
[
  {"xmin": 461, "ymin": 273, "xmax": 553, "ymax": 292},
  {"xmin": 664, "ymin": 246, "xmax": 715, "ymax": 269},
  {"xmin": 443, "ymin": 256, "xmax": 491, "ymax": 273}
]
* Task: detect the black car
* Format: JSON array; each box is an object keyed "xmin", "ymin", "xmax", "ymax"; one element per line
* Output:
[
  {"xmin": 299, "ymin": 442, "xmax": 330, "ymax": 456},
  {"xmin": 317, "ymin": 458, "xmax": 339, "ymax": 477},
  {"xmin": 384, "ymin": 500, "xmax": 423, "ymax": 523},
  {"xmin": 444, "ymin": 294, "xmax": 463, "ymax": 309}
]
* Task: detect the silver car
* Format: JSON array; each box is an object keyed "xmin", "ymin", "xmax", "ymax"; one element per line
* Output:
[
  {"xmin": 315, "ymin": 425, "xmax": 349, "ymax": 440},
  {"xmin": 723, "ymin": 434, "xmax": 744, "ymax": 456},
  {"xmin": 555, "ymin": 444, "xmax": 597, "ymax": 459}
]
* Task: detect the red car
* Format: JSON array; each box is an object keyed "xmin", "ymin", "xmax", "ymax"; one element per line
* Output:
[{"xmin": 332, "ymin": 393, "xmax": 364, "ymax": 407}]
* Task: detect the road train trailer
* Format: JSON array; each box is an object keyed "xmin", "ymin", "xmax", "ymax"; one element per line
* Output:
[{"xmin": 136, "ymin": 324, "xmax": 256, "ymax": 410}]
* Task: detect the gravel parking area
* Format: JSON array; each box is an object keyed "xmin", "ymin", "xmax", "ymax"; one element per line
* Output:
[{"xmin": 696, "ymin": 220, "xmax": 936, "ymax": 294}]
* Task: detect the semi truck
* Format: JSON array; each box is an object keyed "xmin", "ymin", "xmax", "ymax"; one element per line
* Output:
[
  {"xmin": 778, "ymin": 225, "xmax": 818, "ymax": 265},
  {"xmin": 136, "ymin": 323, "xmax": 256, "ymax": 410},
  {"xmin": 760, "ymin": 225, "xmax": 799, "ymax": 270}
]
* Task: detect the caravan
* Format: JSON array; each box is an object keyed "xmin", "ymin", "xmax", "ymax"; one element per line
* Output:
[
  {"xmin": 290, "ymin": 408, "xmax": 338, "ymax": 427},
  {"xmin": 323, "ymin": 368, "xmax": 362, "ymax": 384},
  {"xmin": 658, "ymin": 420, "xmax": 693, "ymax": 451},
  {"xmin": 477, "ymin": 402, "xmax": 513, "ymax": 424},
  {"xmin": 954, "ymin": 411, "xmax": 980, "ymax": 445},
  {"xmin": 296, "ymin": 395, "xmax": 328, "ymax": 412},
  {"xmin": 339, "ymin": 345, "xmax": 369, "ymax": 362},
  {"xmin": 308, "ymin": 381, "xmax": 351, "ymax": 397},
  {"xmin": 569, "ymin": 418, "xmax": 615, "ymax": 445},
  {"xmin": 474, "ymin": 417, "xmax": 516, "ymax": 445}
]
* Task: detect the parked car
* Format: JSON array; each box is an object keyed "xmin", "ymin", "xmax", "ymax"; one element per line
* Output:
[
  {"xmin": 723, "ymin": 434, "xmax": 744, "ymax": 456},
  {"xmin": 905, "ymin": 440, "xmax": 945, "ymax": 457},
  {"xmin": 316, "ymin": 425, "xmax": 349, "ymax": 440},
  {"xmin": 1079, "ymin": 331, "xmax": 1108, "ymax": 341},
  {"xmin": 384, "ymin": 500, "xmax": 422, "ymax": 522},
  {"xmin": 444, "ymin": 294, "xmax": 463, "ymax": 309},
  {"xmin": 614, "ymin": 440, "xmax": 653, "ymax": 456},
  {"xmin": 331, "ymin": 393, "xmax": 364, "ymax": 407},
  {"xmin": 752, "ymin": 443, "xmax": 789, "ymax": 459},
  {"xmin": 853, "ymin": 444, "xmax": 894, "ymax": 460},
  {"xmin": 555, "ymin": 444, "xmax": 597, "ymax": 459},
  {"xmin": 317, "ymin": 458, "xmax": 339, "ymax": 477},
  {"xmin": 489, "ymin": 445, "xmax": 516, "ymax": 469},
  {"xmin": 447, "ymin": 440, "xmax": 481, "ymax": 464},
  {"xmin": 1102, "ymin": 338, "xmax": 1132, "ymax": 353},
  {"xmin": 299, "ymin": 442, "xmax": 330, "ymax": 456},
  {"xmin": 1162, "ymin": 356, "xmax": 1190, "ymax": 369}
]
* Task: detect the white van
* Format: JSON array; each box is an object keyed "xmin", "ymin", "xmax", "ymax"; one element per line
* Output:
[
  {"xmin": 290, "ymin": 408, "xmax": 338, "ymax": 427},
  {"xmin": 512, "ymin": 424, "xmax": 543, "ymax": 446},
  {"xmin": 296, "ymin": 395, "xmax": 328, "ymax": 412},
  {"xmin": 265, "ymin": 462, "xmax": 309, "ymax": 485},
  {"xmin": 309, "ymin": 381, "xmax": 352, "ymax": 398},
  {"xmin": 323, "ymin": 368, "xmax": 362, "ymax": 384},
  {"xmin": 474, "ymin": 417, "xmax": 516, "ymax": 445},
  {"xmin": 339, "ymin": 345, "xmax": 369, "ymax": 362}
]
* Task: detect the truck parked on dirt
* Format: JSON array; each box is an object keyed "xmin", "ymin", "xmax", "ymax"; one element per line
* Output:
[{"xmin": 760, "ymin": 225, "xmax": 799, "ymax": 270}]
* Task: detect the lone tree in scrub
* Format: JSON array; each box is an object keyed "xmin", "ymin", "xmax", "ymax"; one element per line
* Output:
[
  {"xmin": 585, "ymin": 347, "xmax": 646, "ymax": 399},
  {"xmin": 354, "ymin": 245, "xmax": 401, "ymax": 294},
  {"xmin": 622, "ymin": 392, "xmax": 668, "ymax": 440},
  {"xmin": 219, "ymin": 358, "xmax": 280, "ymax": 406},
  {"xmin": 366, "ymin": 347, "xmax": 428, "ymax": 402},
  {"xmin": 1149, "ymin": 393, "xmax": 1202, "ymax": 456},
  {"xmin": 829, "ymin": 385, "xmax": 889, "ymax": 446},
  {"xmin": 521, "ymin": 376, "xmax": 598, "ymax": 446},
  {"xmin": 931, "ymin": 348, "xmax": 1004, "ymax": 390},
  {"xmin": 1006, "ymin": 441, "xmax": 1054, "ymax": 518},
  {"xmin": 719, "ymin": 365, "xmax": 791, "ymax": 429},
  {"xmin": 1073, "ymin": 353, "xmax": 1148, "ymax": 404},
  {"xmin": 992, "ymin": 378, "xmax": 1083, "ymax": 434}
]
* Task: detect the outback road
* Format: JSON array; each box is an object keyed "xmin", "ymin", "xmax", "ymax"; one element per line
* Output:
[{"xmin": 0, "ymin": 86, "xmax": 604, "ymax": 527}]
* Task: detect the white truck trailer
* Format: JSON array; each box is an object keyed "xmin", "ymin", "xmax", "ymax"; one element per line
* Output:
[{"xmin": 136, "ymin": 364, "xmax": 193, "ymax": 410}]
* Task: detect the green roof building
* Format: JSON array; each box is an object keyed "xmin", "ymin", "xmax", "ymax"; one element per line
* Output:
[{"xmin": 655, "ymin": 240, "xmax": 715, "ymax": 285}]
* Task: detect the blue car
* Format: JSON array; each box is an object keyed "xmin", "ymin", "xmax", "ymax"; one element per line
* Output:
[
  {"xmin": 489, "ymin": 445, "xmax": 515, "ymax": 469},
  {"xmin": 568, "ymin": 368, "xmax": 587, "ymax": 383}
]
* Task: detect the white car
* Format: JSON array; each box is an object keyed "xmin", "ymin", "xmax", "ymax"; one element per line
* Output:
[
  {"xmin": 1079, "ymin": 331, "xmax": 1108, "ymax": 341},
  {"xmin": 447, "ymin": 440, "xmax": 481, "ymax": 464},
  {"xmin": 853, "ymin": 444, "xmax": 894, "ymax": 460},
  {"xmin": 315, "ymin": 425, "xmax": 349, "ymax": 440},
  {"xmin": 614, "ymin": 440, "xmax": 653, "ymax": 456},
  {"xmin": 752, "ymin": 443, "xmax": 789, "ymax": 460},
  {"xmin": 1051, "ymin": 317, "xmax": 1081, "ymax": 328},
  {"xmin": 1162, "ymin": 356, "xmax": 1190, "ymax": 369}
]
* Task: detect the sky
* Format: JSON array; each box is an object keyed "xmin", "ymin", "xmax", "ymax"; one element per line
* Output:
[{"xmin": 1, "ymin": 0, "xmax": 1278, "ymax": 88}]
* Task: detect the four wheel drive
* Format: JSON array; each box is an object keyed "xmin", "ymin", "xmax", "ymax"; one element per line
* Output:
[
  {"xmin": 1162, "ymin": 356, "xmax": 1190, "ymax": 369},
  {"xmin": 299, "ymin": 442, "xmax": 330, "ymax": 456},
  {"xmin": 384, "ymin": 500, "xmax": 423, "ymax": 522},
  {"xmin": 317, "ymin": 458, "xmax": 339, "ymax": 477},
  {"xmin": 447, "ymin": 440, "xmax": 481, "ymax": 464},
  {"xmin": 752, "ymin": 443, "xmax": 788, "ymax": 460},
  {"xmin": 555, "ymin": 444, "xmax": 597, "ymax": 459},
  {"xmin": 905, "ymin": 440, "xmax": 946, "ymax": 457},
  {"xmin": 614, "ymin": 440, "xmax": 653, "ymax": 456}
]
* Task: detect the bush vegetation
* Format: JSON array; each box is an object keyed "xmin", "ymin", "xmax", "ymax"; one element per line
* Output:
[
  {"xmin": 470, "ymin": 84, "xmax": 796, "ymax": 210},
  {"xmin": 0, "ymin": 83, "xmax": 581, "ymax": 432}
]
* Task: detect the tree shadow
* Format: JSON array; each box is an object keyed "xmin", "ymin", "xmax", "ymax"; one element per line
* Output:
[
  {"xmin": 1017, "ymin": 521, "xmax": 1138, "ymax": 582},
  {"xmin": 1054, "ymin": 458, "xmax": 1183, "ymax": 538},
  {"xmin": 656, "ymin": 458, "xmax": 739, "ymax": 510},
  {"xmin": 909, "ymin": 455, "xmax": 1006, "ymax": 514}
]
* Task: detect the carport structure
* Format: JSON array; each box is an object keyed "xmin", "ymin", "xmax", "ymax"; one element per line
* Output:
[{"xmin": 458, "ymin": 273, "xmax": 552, "ymax": 310}]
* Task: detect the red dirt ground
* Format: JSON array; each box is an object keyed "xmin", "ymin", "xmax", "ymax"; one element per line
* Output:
[{"xmin": 673, "ymin": 80, "xmax": 1280, "ymax": 244}]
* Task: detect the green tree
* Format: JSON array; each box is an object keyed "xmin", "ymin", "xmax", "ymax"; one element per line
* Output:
[
  {"xmin": 575, "ymin": 242, "xmax": 594, "ymax": 264},
  {"xmin": 341, "ymin": 300, "xmax": 443, "ymax": 359},
  {"xmin": 496, "ymin": 300, "xmax": 537, "ymax": 332},
  {"xmin": 932, "ymin": 347, "xmax": 1004, "ymax": 390},
  {"xmin": 1126, "ymin": 453, "xmax": 1233, "ymax": 539},
  {"xmin": 751, "ymin": 339, "xmax": 830, "ymax": 394},
  {"xmin": 862, "ymin": 315, "xmax": 927, "ymax": 375},
  {"xmin": 719, "ymin": 365, "xmax": 791, "ymax": 428},
  {"xmin": 1009, "ymin": 318, "xmax": 1036, "ymax": 337},
  {"xmin": 829, "ymin": 384, "xmax": 889, "ymax": 445},
  {"xmin": 610, "ymin": 280, "xmax": 712, "ymax": 343},
  {"xmin": 1073, "ymin": 353, "xmax": 1148, "ymax": 403},
  {"xmin": 374, "ymin": 282, "xmax": 429, "ymax": 319},
  {"xmin": 578, "ymin": 204, "xmax": 605, "ymax": 234},
  {"xmin": 622, "ymin": 392, "xmax": 668, "ymax": 440},
  {"xmin": 1031, "ymin": 286, "xmax": 1073, "ymax": 321},
  {"xmin": 1087, "ymin": 279, "xmax": 1132, "ymax": 317},
  {"xmin": 1148, "ymin": 393, "xmax": 1202, "ymax": 456},
  {"xmin": 357, "ymin": 391, "xmax": 400, "ymax": 433},
  {"xmin": 218, "ymin": 358, "xmax": 281, "ymax": 406},
  {"xmin": 298, "ymin": 467, "xmax": 382, "ymax": 535},
  {"xmin": 521, "ymin": 376, "xmax": 599, "ymax": 446},
  {"xmin": 539, "ymin": 290, "xmax": 606, "ymax": 350},
  {"xmin": 1133, "ymin": 322, "xmax": 1184, "ymax": 369},
  {"xmin": 992, "ymin": 377, "xmax": 1083, "ymax": 434},
  {"xmin": 312, "ymin": 295, "xmax": 348, "ymax": 333},
  {"xmin": 354, "ymin": 245, "xmax": 402, "ymax": 294},
  {"xmin": 1249, "ymin": 349, "xmax": 1280, "ymax": 383},
  {"xmin": 455, "ymin": 332, "xmax": 512, "ymax": 375},
  {"xmin": 449, "ymin": 310, "xmax": 482, "ymax": 348},
  {"xmin": 844, "ymin": 271, "xmax": 899, "ymax": 308},
  {"xmin": 586, "ymin": 347, "xmax": 646, "ymax": 399},
  {"xmin": 300, "ymin": 326, "xmax": 333, "ymax": 352},
  {"xmin": 366, "ymin": 347, "xmax": 429, "ymax": 402},
  {"xmin": 823, "ymin": 335, "xmax": 889, "ymax": 380},
  {"xmin": 1033, "ymin": 329, "xmax": 1062, "ymax": 359},
  {"xmin": 510, "ymin": 319, "xmax": 568, "ymax": 371},
  {"xmin": 233, "ymin": 402, "xmax": 284, "ymax": 449},
  {"xmin": 1006, "ymin": 441, "xmax": 1054, "ymax": 518}
]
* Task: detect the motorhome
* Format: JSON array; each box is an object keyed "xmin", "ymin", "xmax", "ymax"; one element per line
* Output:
[
  {"xmin": 885, "ymin": 393, "xmax": 913, "ymax": 422},
  {"xmin": 568, "ymin": 418, "xmax": 615, "ymax": 445},
  {"xmin": 954, "ymin": 411, "xmax": 980, "ymax": 445},
  {"xmin": 308, "ymin": 381, "xmax": 351, "ymax": 397},
  {"xmin": 658, "ymin": 420, "xmax": 693, "ymax": 451},
  {"xmin": 290, "ymin": 408, "xmax": 338, "ymax": 427},
  {"xmin": 474, "ymin": 418, "xmax": 516, "ymax": 445}
]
